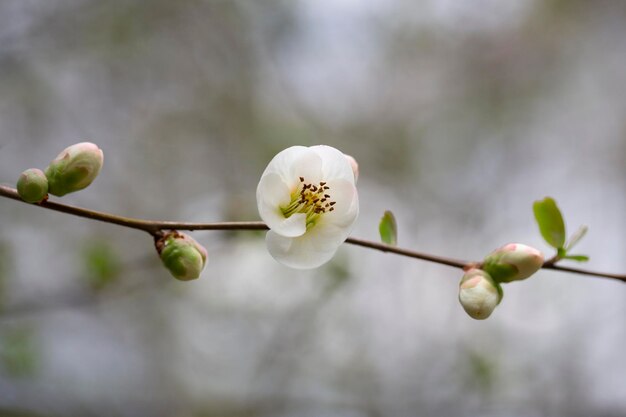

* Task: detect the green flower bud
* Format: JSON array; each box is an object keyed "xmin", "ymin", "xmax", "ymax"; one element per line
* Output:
[
  {"xmin": 157, "ymin": 232, "xmax": 208, "ymax": 281},
  {"xmin": 16, "ymin": 168, "xmax": 49, "ymax": 203},
  {"xmin": 482, "ymin": 243, "xmax": 544, "ymax": 283},
  {"xmin": 459, "ymin": 269, "xmax": 501, "ymax": 320},
  {"xmin": 45, "ymin": 142, "xmax": 104, "ymax": 196}
]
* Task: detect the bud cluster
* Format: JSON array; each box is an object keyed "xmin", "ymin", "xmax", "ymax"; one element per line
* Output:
[
  {"xmin": 14, "ymin": 142, "xmax": 213, "ymax": 283},
  {"xmin": 458, "ymin": 243, "xmax": 544, "ymax": 320},
  {"xmin": 16, "ymin": 142, "xmax": 104, "ymax": 203}
]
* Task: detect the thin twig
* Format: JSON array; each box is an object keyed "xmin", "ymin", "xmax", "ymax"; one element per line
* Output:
[
  {"xmin": 542, "ymin": 264, "xmax": 626, "ymax": 281},
  {"xmin": 1, "ymin": 185, "xmax": 624, "ymax": 282}
]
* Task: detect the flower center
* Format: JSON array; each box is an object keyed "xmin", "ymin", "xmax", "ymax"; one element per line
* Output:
[{"xmin": 281, "ymin": 177, "xmax": 336, "ymax": 229}]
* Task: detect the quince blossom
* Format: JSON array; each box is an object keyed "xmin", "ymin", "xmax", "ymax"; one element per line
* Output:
[{"xmin": 257, "ymin": 145, "xmax": 359, "ymax": 269}]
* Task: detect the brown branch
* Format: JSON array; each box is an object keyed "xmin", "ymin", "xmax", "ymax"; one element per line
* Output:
[
  {"xmin": 542, "ymin": 264, "xmax": 625, "ymax": 281},
  {"xmin": 1, "ymin": 184, "xmax": 624, "ymax": 283}
]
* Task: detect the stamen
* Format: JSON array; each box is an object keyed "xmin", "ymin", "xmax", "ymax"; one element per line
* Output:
[{"xmin": 279, "ymin": 176, "xmax": 337, "ymax": 230}]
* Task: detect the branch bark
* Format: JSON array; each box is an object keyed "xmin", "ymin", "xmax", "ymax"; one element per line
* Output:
[{"xmin": 1, "ymin": 184, "xmax": 624, "ymax": 283}]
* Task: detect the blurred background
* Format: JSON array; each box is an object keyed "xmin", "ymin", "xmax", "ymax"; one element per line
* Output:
[{"xmin": 0, "ymin": 0, "xmax": 625, "ymax": 416}]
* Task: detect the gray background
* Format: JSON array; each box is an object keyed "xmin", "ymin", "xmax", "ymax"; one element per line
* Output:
[{"xmin": 0, "ymin": 1, "xmax": 625, "ymax": 416}]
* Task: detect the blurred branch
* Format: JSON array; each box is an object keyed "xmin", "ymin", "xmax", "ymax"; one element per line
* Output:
[{"xmin": 1, "ymin": 185, "xmax": 624, "ymax": 283}]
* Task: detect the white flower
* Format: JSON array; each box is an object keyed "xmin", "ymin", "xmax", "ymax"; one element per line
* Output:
[{"xmin": 256, "ymin": 145, "xmax": 359, "ymax": 269}]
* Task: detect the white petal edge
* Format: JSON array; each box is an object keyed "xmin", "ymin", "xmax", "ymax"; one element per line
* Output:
[
  {"xmin": 265, "ymin": 223, "xmax": 347, "ymax": 269},
  {"xmin": 261, "ymin": 146, "xmax": 323, "ymax": 189},
  {"xmin": 260, "ymin": 146, "xmax": 308, "ymax": 178},
  {"xmin": 256, "ymin": 172, "xmax": 306, "ymax": 237},
  {"xmin": 288, "ymin": 148, "xmax": 323, "ymax": 186},
  {"xmin": 310, "ymin": 145, "xmax": 355, "ymax": 183},
  {"xmin": 321, "ymin": 178, "xmax": 359, "ymax": 229}
]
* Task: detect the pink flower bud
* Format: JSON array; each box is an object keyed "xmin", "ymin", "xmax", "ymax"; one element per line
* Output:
[
  {"xmin": 459, "ymin": 269, "xmax": 501, "ymax": 320},
  {"xmin": 45, "ymin": 142, "xmax": 104, "ymax": 196},
  {"xmin": 483, "ymin": 243, "xmax": 544, "ymax": 283}
]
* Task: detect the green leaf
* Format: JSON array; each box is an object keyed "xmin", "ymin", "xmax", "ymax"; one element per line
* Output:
[
  {"xmin": 563, "ymin": 254, "xmax": 590, "ymax": 262},
  {"xmin": 323, "ymin": 254, "xmax": 351, "ymax": 295},
  {"xmin": 533, "ymin": 197, "xmax": 566, "ymax": 249},
  {"xmin": 379, "ymin": 210, "xmax": 398, "ymax": 246},
  {"xmin": 1, "ymin": 328, "xmax": 38, "ymax": 378},
  {"xmin": 0, "ymin": 242, "xmax": 10, "ymax": 311},
  {"xmin": 466, "ymin": 350, "xmax": 496, "ymax": 394},
  {"xmin": 82, "ymin": 242, "xmax": 121, "ymax": 291},
  {"xmin": 565, "ymin": 225, "xmax": 588, "ymax": 251}
]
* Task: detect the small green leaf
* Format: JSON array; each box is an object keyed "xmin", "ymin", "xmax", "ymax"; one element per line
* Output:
[
  {"xmin": 0, "ymin": 242, "xmax": 10, "ymax": 311},
  {"xmin": 565, "ymin": 225, "xmax": 588, "ymax": 251},
  {"xmin": 1, "ymin": 328, "xmax": 38, "ymax": 378},
  {"xmin": 533, "ymin": 197, "xmax": 566, "ymax": 249},
  {"xmin": 323, "ymin": 254, "xmax": 351, "ymax": 295},
  {"xmin": 563, "ymin": 254, "xmax": 590, "ymax": 262},
  {"xmin": 379, "ymin": 210, "xmax": 398, "ymax": 246},
  {"xmin": 82, "ymin": 242, "xmax": 121, "ymax": 291}
]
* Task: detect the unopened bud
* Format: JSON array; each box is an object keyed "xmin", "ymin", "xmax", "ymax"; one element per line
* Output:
[
  {"xmin": 459, "ymin": 269, "xmax": 501, "ymax": 320},
  {"xmin": 344, "ymin": 154, "xmax": 359, "ymax": 183},
  {"xmin": 157, "ymin": 232, "xmax": 208, "ymax": 281},
  {"xmin": 483, "ymin": 243, "xmax": 544, "ymax": 283},
  {"xmin": 45, "ymin": 142, "xmax": 104, "ymax": 196},
  {"xmin": 17, "ymin": 168, "xmax": 49, "ymax": 203}
]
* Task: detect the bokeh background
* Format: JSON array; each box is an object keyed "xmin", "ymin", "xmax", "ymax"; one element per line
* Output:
[{"xmin": 0, "ymin": 1, "xmax": 625, "ymax": 416}]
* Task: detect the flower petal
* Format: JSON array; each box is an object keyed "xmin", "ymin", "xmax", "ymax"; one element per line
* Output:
[
  {"xmin": 257, "ymin": 172, "xmax": 306, "ymax": 237},
  {"xmin": 262, "ymin": 146, "xmax": 322, "ymax": 190},
  {"xmin": 310, "ymin": 145, "xmax": 355, "ymax": 183},
  {"xmin": 322, "ymin": 178, "xmax": 359, "ymax": 229},
  {"xmin": 265, "ymin": 223, "xmax": 346, "ymax": 269},
  {"xmin": 261, "ymin": 146, "xmax": 308, "ymax": 178},
  {"xmin": 288, "ymin": 148, "xmax": 323, "ymax": 186}
]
